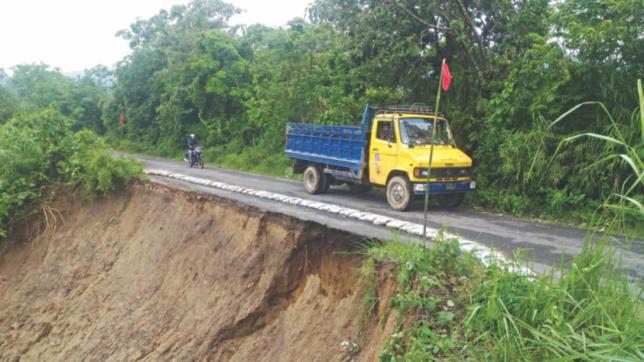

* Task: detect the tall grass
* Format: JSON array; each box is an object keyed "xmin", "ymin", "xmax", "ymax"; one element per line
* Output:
[
  {"xmin": 365, "ymin": 234, "xmax": 643, "ymax": 361},
  {"xmin": 549, "ymin": 80, "xmax": 644, "ymax": 234},
  {"xmin": 469, "ymin": 237, "xmax": 643, "ymax": 361},
  {"xmin": 472, "ymin": 81, "xmax": 643, "ymax": 236}
]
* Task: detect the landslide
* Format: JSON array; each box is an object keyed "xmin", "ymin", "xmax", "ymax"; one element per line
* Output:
[{"xmin": 0, "ymin": 182, "xmax": 396, "ymax": 361}]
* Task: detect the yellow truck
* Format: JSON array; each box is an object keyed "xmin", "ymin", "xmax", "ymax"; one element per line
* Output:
[{"xmin": 285, "ymin": 104, "xmax": 475, "ymax": 210}]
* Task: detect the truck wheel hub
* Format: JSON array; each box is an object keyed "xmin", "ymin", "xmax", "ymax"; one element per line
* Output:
[
  {"xmin": 305, "ymin": 172, "xmax": 316, "ymax": 188},
  {"xmin": 391, "ymin": 184, "xmax": 405, "ymax": 202}
]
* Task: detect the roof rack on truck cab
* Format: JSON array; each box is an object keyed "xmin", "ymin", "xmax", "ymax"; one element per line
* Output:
[{"xmin": 375, "ymin": 103, "xmax": 444, "ymax": 117}]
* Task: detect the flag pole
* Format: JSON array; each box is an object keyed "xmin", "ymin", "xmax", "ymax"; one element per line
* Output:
[{"xmin": 423, "ymin": 58, "xmax": 445, "ymax": 241}]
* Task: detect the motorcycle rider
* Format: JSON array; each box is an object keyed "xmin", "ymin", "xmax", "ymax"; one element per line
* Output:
[{"xmin": 185, "ymin": 133, "xmax": 200, "ymax": 164}]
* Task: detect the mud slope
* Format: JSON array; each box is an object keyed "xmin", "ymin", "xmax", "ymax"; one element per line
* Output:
[{"xmin": 0, "ymin": 183, "xmax": 394, "ymax": 361}]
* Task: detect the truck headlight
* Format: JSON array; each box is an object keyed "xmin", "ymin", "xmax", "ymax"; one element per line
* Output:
[
  {"xmin": 470, "ymin": 181, "xmax": 476, "ymax": 189},
  {"xmin": 413, "ymin": 168, "xmax": 429, "ymax": 178},
  {"xmin": 413, "ymin": 184, "xmax": 426, "ymax": 192}
]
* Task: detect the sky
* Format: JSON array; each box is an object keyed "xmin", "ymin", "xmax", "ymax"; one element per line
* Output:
[{"xmin": 0, "ymin": 0, "xmax": 312, "ymax": 74}]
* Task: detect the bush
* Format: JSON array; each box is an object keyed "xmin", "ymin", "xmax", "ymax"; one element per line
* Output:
[
  {"xmin": 469, "ymin": 238, "xmax": 643, "ymax": 361},
  {"xmin": 61, "ymin": 130, "xmax": 145, "ymax": 198},
  {"xmin": 365, "ymin": 235, "xmax": 643, "ymax": 361},
  {"xmin": 213, "ymin": 143, "xmax": 294, "ymax": 178},
  {"xmin": 0, "ymin": 109, "xmax": 143, "ymax": 238}
]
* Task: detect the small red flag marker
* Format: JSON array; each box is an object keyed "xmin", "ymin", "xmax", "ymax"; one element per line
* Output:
[{"xmin": 441, "ymin": 62, "xmax": 452, "ymax": 91}]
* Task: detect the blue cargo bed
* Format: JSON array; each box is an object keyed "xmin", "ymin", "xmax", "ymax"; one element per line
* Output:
[{"xmin": 285, "ymin": 123, "xmax": 366, "ymax": 173}]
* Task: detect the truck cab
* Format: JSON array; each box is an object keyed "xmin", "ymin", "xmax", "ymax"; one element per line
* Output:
[
  {"xmin": 367, "ymin": 106, "xmax": 475, "ymax": 210},
  {"xmin": 285, "ymin": 104, "xmax": 475, "ymax": 211}
]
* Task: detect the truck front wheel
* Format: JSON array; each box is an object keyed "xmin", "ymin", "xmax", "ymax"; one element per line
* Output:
[
  {"xmin": 386, "ymin": 176, "xmax": 414, "ymax": 211},
  {"xmin": 303, "ymin": 165, "xmax": 328, "ymax": 194}
]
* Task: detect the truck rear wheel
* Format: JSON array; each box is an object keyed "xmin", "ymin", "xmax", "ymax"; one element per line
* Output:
[
  {"xmin": 303, "ymin": 165, "xmax": 328, "ymax": 194},
  {"xmin": 386, "ymin": 176, "xmax": 413, "ymax": 211},
  {"xmin": 321, "ymin": 174, "xmax": 331, "ymax": 193}
]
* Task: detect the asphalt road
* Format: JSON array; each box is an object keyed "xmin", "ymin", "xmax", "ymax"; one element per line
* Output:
[{"xmin": 135, "ymin": 154, "xmax": 643, "ymax": 279}]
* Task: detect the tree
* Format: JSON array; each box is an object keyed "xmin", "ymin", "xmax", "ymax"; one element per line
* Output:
[
  {"xmin": 104, "ymin": 0, "xmax": 243, "ymax": 154},
  {"xmin": 0, "ymin": 84, "xmax": 19, "ymax": 124},
  {"xmin": 8, "ymin": 64, "xmax": 74, "ymax": 113}
]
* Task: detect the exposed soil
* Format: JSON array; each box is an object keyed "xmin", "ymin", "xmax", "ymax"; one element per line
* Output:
[{"xmin": 0, "ymin": 182, "xmax": 396, "ymax": 361}]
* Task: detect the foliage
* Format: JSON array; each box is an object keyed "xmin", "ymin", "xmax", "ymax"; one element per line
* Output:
[
  {"xmin": 212, "ymin": 144, "xmax": 293, "ymax": 178},
  {"xmin": 4, "ymin": 64, "xmax": 112, "ymax": 133},
  {"xmin": 0, "ymin": 109, "xmax": 67, "ymax": 238},
  {"xmin": 0, "ymin": 83, "xmax": 20, "ymax": 124},
  {"xmin": 469, "ymin": 238, "xmax": 643, "ymax": 361},
  {"xmin": 548, "ymin": 81, "xmax": 644, "ymax": 233},
  {"xmin": 91, "ymin": 0, "xmax": 643, "ymax": 230},
  {"xmin": 363, "ymin": 236, "xmax": 643, "ymax": 361},
  {"xmin": 102, "ymin": 0, "xmax": 243, "ymax": 156},
  {"xmin": 368, "ymin": 238, "xmax": 476, "ymax": 360},
  {"xmin": 62, "ymin": 130, "xmax": 145, "ymax": 198},
  {"xmin": 0, "ymin": 0, "xmax": 641, "ymax": 229},
  {"xmin": 0, "ymin": 109, "xmax": 143, "ymax": 238},
  {"xmin": 0, "ymin": 1, "xmax": 640, "ymax": 355}
]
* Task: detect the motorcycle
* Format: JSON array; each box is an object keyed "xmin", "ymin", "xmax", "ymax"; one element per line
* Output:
[{"xmin": 188, "ymin": 146, "xmax": 204, "ymax": 168}]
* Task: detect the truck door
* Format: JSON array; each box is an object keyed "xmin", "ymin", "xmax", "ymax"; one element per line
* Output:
[{"xmin": 369, "ymin": 119, "xmax": 398, "ymax": 186}]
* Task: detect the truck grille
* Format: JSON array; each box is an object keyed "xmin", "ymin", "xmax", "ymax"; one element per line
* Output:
[{"xmin": 431, "ymin": 167, "xmax": 470, "ymax": 177}]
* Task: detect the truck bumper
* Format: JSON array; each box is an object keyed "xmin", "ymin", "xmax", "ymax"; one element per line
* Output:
[{"xmin": 412, "ymin": 181, "xmax": 476, "ymax": 196}]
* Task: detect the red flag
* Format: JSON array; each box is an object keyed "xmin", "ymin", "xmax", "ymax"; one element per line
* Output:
[
  {"xmin": 119, "ymin": 114, "xmax": 124, "ymax": 125},
  {"xmin": 441, "ymin": 62, "xmax": 452, "ymax": 91}
]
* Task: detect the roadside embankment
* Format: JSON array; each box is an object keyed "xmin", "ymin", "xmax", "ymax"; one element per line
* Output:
[
  {"xmin": 0, "ymin": 182, "xmax": 396, "ymax": 361},
  {"xmin": 2, "ymin": 181, "xmax": 641, "ymax": 361}
]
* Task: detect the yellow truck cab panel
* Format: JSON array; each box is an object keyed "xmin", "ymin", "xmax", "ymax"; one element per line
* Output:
[
  {"xmin": 368, "ymin": 117, "xmax": 398, "ymax": 185},
  {"xmin": 368, "ymin": 112, "xmax": 473, "ymax": 186}
]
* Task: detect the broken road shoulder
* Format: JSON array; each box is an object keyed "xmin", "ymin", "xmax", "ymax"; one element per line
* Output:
[{"xmin": 144, "ymin": 168, "xmax": 533, "ymax": 276}]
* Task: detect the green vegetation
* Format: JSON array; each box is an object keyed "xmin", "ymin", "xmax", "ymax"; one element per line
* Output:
[
  {"xmin": 0, "ymin": 108, "xmax": 143, "ymax": 238},
  {"xmin": 363, "ymin": 105, "xmax": 644, "ymax": 357},
  {"xmin": 1, "ymin": 0, "xmax": 641, "ymax": 232},
  {"xmin": 360, "ymin": 129, "xmax": 643, "ymax": 360},
  {"xmin": 549, "ymin": 86, "xmax": 644, "ymax": 235},
  {"xmin": 360, "ymin": 235, "xmax": 643, "ymax": 361},
  {"xmin": 0, "ymin": 1, "xmax": 641, "ymax": 357},
  {"xmin": 0, "ymin": 64, "xmax": 112, "ymax": 131}
]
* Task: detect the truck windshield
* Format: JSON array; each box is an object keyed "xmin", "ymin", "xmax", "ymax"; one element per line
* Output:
[{"xmin": 399, "ymin": 118, "xmax": 453, "ymax": 146}]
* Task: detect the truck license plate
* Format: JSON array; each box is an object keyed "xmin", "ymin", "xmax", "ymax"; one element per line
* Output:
[{"xmin": 446, "ymin": 184, "xmax": 456, "ymax": 191}]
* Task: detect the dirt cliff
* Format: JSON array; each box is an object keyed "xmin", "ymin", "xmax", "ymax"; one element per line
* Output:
[{"xmin": 0, "ymin": 182, "xmax": 396, "ymax": 361}]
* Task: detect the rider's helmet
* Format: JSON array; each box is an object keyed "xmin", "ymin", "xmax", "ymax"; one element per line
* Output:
[{"xmin": 190, "ymin": 133, "xmax": 196, "ymax": 139}]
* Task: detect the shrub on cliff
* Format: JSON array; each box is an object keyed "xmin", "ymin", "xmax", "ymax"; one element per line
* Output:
[{"xmin": 0, "ymin": 108, "xmax": 143, "ymax": 238}]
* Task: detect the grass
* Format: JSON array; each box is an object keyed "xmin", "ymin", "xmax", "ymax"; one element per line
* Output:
[
  {"xmin": 468, "ymin": 191, "xmax": 644, "ymax": 239},
  {"xmin": 210, "ymin": 144, "xmax": 296, "ymax": 179},
  {"xmin": 358, "ymin": 233, "xmax": 643, "ymax": 361}
]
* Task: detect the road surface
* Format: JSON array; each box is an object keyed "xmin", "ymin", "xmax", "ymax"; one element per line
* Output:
[{"xmin": 134, "ymin": 154, "xmax": 643, "ymax": 279}]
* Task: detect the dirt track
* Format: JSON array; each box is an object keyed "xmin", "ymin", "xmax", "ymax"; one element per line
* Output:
[{"xmin": 0, "ymin": 183, "xmax": 395, "ymax": 361}]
